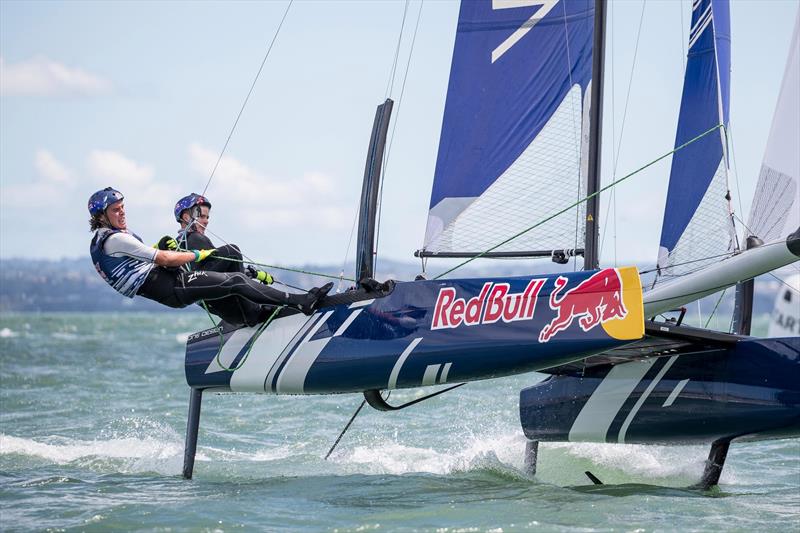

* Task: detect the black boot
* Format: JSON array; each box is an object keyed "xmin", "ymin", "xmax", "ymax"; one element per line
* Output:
[
  {"xmin": 295, "ymin": 282, "xmax": 334, "ymax": 315},
  {"xmin": 359, "ymin": 277, "xmax": 393, "ymax": 293}
]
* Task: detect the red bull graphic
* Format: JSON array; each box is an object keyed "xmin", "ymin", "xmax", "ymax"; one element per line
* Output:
[
  {"xmin": 539, "ymin": 268, "xmax": 628, "ymax": 343},
  {"xmin": 432, "ymin": 279, "xmax": 546, "ymax": 330}
]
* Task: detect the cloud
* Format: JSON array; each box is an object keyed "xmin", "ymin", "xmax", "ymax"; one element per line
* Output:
[
  {"xmin": 87, "ymin": 149, "xmax": 178, "ymax": 212},
  {"xmin": 0, "ymin": 150, "xmax": 76, "ymax": 209},
  {"xmin": 0, "ymin": 56, "xmax": 111, "ymax": 96},
  {"xmin": 35, "ymin": 149, "xmax": 73, "ymax": 184},
  {"xmin": 88, "ymin": 149, "xmax": 154, "ymax": 187},
  {"xmin": 187, "ymin": 143, "xmax": 350, "ymax": 229}
]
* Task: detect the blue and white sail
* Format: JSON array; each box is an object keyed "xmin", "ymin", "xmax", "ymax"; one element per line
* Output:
[
  {"xmin": 746, "ymin": 9, "xmax": 799, "ymax": 243},
  {"xmin": 422, "ymin": 0, "xmax": 596, "ymax": 255},
  {"xmin": 656, "ymin": 0, "xmax": 735, "ymax": 279}
]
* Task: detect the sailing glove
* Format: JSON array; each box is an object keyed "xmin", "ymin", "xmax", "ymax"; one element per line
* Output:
[
  {"xmin": 193, "ymin": 249, "xmax": 216, "ymax": 262},
  {"xmin": 155, "ymin": 235, "xmax": 179, "ymax": 251},
  {"xmin": 246, "ymin": 265, "xmax": 274, "ymax": 284}
]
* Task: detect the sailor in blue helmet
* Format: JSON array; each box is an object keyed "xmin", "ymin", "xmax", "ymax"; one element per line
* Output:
[
  {"xmin": 170, "ymin": 193, "xmax": 270, "ymax": 279},
  {"xmin": 88, "ymin": 187, "xmax": 332, "ymax": 320},
  {"xmin": 163, "ymin": 192, "xmax": 275, "ymax": 325}
]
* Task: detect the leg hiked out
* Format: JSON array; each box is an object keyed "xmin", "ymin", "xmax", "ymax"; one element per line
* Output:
[
  {"xmin": 175, "ymin": 270, "xmax": 331, "ymax": 316},
  {"xmin": 189, "ymin": 244, "xmax": 267, "ymax": 326}
]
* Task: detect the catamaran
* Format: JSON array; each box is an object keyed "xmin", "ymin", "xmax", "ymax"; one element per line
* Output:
[{"xmin": 180, "ymin": 0, "xmax": 800, "ymax": 486}]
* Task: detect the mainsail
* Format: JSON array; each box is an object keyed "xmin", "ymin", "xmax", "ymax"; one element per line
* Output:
[
  {"xmin": 656, "ymin": 0, "xmax": 735, "ymax": 280},
  {"xmin": 422, "ymin": 0, "xmax": 596, "ymax": 257},
  {"xmin": 746, "ymin": 10, "xmax": 800, "ymax": 242}
]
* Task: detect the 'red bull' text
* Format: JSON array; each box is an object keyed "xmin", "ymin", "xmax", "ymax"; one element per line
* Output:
[{"xmin": 431, "ymin": 279, "xmax": 546, "ymax": 330}]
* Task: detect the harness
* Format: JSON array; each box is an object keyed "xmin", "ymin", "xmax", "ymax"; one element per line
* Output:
[{"xmin": 90, "ymin": 228, "xmax": 153, "ymax": 298}]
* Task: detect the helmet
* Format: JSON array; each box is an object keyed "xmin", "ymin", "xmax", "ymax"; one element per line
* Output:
[
  {"xmin": 174, "ymin": 193, "xmax": 212, "ymax": 222},
  {"xmin": 88, "ymin": 187, "xmax": 124, "ymax": 216}
]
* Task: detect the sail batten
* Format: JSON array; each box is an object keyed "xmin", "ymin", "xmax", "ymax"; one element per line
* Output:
[{"xmin": 423, "ymin": 0, "xmax": 595, "ymax": 257}]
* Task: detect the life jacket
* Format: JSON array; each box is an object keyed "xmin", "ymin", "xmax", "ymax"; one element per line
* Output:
[{"xmin": 90, "ymin": 228, "xmax": 153, "ymax": 298}]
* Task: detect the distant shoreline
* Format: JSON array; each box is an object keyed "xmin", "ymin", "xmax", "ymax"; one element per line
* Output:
[{"xmin": 0, "ymin": 256, "xmax": 787, "ymax": 315}]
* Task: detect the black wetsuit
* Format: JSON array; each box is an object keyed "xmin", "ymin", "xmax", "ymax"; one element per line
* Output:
[
  {"xmin": 178, "ymin": 231, "xmax": 268, "ymax": 326},
  {"xmin": 92, "ymin": 227, "xmax": 327, "ymax": 324},
  {"xmin": 137, "ymin": 267, "xmax": 315, "ymax": 323}
]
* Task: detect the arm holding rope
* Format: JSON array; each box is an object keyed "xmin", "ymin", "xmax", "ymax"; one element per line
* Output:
[{"xmin": 154, "ymin": 249, "xmax": 216, "ymax": 267}]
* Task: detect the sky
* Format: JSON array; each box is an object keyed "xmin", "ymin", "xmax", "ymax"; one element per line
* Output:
[{"xmin": 1, "ymin": 0, "xmax": 798, "ymax": 274}]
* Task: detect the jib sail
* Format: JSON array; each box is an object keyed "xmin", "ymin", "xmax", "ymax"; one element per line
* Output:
[
  {"xmin": 656, "ymin": 0, "xmax": 735, "ymax": 280},
  {"xmin": 746, "ymin": 10, "xmax": 799, "ymax": 243}
]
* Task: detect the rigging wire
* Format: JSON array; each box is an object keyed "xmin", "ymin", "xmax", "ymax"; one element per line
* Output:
[
  {"xmin": 202, "ymin": 226, "xmax": 352, "ymax": 284},
  {"xmin": 338, "ymin": 0, "xmax": 412, "ymax": 286},
  {"xmin": 558, "ymin": 0, "xmax": 581, "ymax": 272},
  {"xmin": 375, "ymin": 0, "xmax": 424, "ymax": 275},
  {"xmin": 679, "ymin": 0, "xmax": 686, "ymax": 73},
  {"xmin": 384, "ymin": 0, "xmax": 411, "ymax": 100},
  {"xmin": 769, "ymin": 271, "xmax": 800, "ymax": 296},
  {"xmin": 338, "ymin": 212, "xmax": 360, "ymax": 290},
  {"xmin": 324, "ymin": 399, "xmax": 367, "ymax": 460},
  {"xmin": 599, "ymin": 0, "xmax": 647, "ymax": 264},
  {"xmin": 703, "ymin": 288, "xmax": 726, "ymax": 329},
  {"xmin": 433, "ymin": 123, "xmax": 725, "ymax": 280},
  {"xmin": 638, "ymin": 250, "xmax": 737, "ymax": 276},
  {"xmin": 200, "ymin": 0, "xmax": 294, "ymax": 197},
  {"xmin": 729, "ymin": 210, "xmax": 793, "ymax": 247},
  {"xmin": 328, "ymin": 3, "xmax": 421, "ymax": 456},
  {"xmin": 639, "ymin": 240, "xmax": 792, "ymax": 282}
]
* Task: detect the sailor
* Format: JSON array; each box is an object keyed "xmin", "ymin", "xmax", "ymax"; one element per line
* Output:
[
  {"xmin": 170, "ymin": 193, "xmax": 271, "ymax": 282},
  {"xmin": 161, "ymin": 193, "xmax": 281, "ymax": 325},
  {"xmin": 88, "ymin": 187, "xmax": 331, "ymax": 319}
]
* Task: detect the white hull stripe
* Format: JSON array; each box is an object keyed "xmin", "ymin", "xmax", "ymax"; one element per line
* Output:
[
  {"xmin": 440, "ymin": 362, "xmax": 452, "ymax": 384},
  {"xmin": 349, "ymin": 299, "xmax": 375, "ymax": 309},
  {"xmin": 422, "ymin": 364, "xmax": 440, "ymax": 386},
  {"xmin": 263, "ymin": 313, "xmax": 323, "ymax": 392},
  {"xmin": 617, "ymin": 355, "xmax": 680, "ymax": 443},
  {"xmin": 334, "ymin": 309, "xmax": 363, "ymax": 337},
  {"xmin": 663, "ymin": 378, "xmax": 691, "ymax": 407},
  {"xmin": 229, "ymin": 313, "xmax": 310, "ymax": 392},
  {"xmin": 388, "ymin": 337, "xmax": 423, "ymax": 389},
  {"xmin": 568, "ymin": 359, "xmax": 656, "ymax": 443},
  {"xmin": 275, "ymin": 311, "xmax": 336, "ymax": 393}
]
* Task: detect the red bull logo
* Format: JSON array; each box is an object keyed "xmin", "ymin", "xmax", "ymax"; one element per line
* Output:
[
  {"xmin": 432, "ymin": 279, "xmax": 546, "ymax": 330},
  {"xmin": 539, "ymin": 268, "xmax": 628, "ymax": 343}
]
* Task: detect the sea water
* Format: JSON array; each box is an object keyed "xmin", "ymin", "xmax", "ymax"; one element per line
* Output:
[{"xmin": 1, "ymin": 313, "xmax": 798, "ymax": 531}]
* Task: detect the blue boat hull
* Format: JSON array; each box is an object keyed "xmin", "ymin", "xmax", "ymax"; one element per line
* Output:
[
  {"xmin": 519, "ymin": 337, "xmax": 800, "ymax": 444},
  {"xmin": 185, "ymin": 268, "xmax": 645, "ymax": 394}
]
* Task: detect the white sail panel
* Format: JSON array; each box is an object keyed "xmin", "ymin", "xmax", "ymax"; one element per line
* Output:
[
  {"xmin": 425, "ymin": 84, "xmax": 586, "ymax": 254},
  {"xmin": 657, "ymin": 159, "xmax": 736, "ymax": 278},
  {"xmin": 422, "ymin": 0, "xmax": 595, "ymax": 256},
  {"xmin": 747, "ymin": 10, "xmax": 800, "ymax": 241}
]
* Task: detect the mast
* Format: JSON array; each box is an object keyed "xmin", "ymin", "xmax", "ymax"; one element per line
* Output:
[
  {"xmin": 356, "ymin": 98, "xmax": 394, "ymax": 283},
  {"xmin": 584, "ymin": 0, "xmax": 606, "ymax": 271},
  {"xmin": 731, "ymin": 235, "xmax": 763, "ymax": 335}
]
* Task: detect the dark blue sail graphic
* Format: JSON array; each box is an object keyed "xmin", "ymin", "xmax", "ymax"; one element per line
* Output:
[
  {"xmin": 657, "ymin": 0, "xmax": 733, "ymax": 275},
  {"xmin": 424, "ymin": 0, "xmax": 595, "ymax": 253}
]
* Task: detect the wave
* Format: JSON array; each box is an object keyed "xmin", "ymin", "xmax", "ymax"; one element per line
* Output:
[
  {"xmin": 0, "ymin": 420, "xmax": 187, "ymax": 475},
  {"xmin": 0, "ymin": 426, "xmax": 740, "ymax": 485}
]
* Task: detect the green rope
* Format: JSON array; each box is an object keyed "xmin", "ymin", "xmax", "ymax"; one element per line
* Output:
[
  {"xmin": 213, "ymin": 305, "xmax": 285, "ymax": 372},
  {"xmin": 185, "ymin": 252, "xmax": 353, "ymax": 282},
  {"xmin": 432, "ymin": 124, "xmax": 725, "ymax": 280}
]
